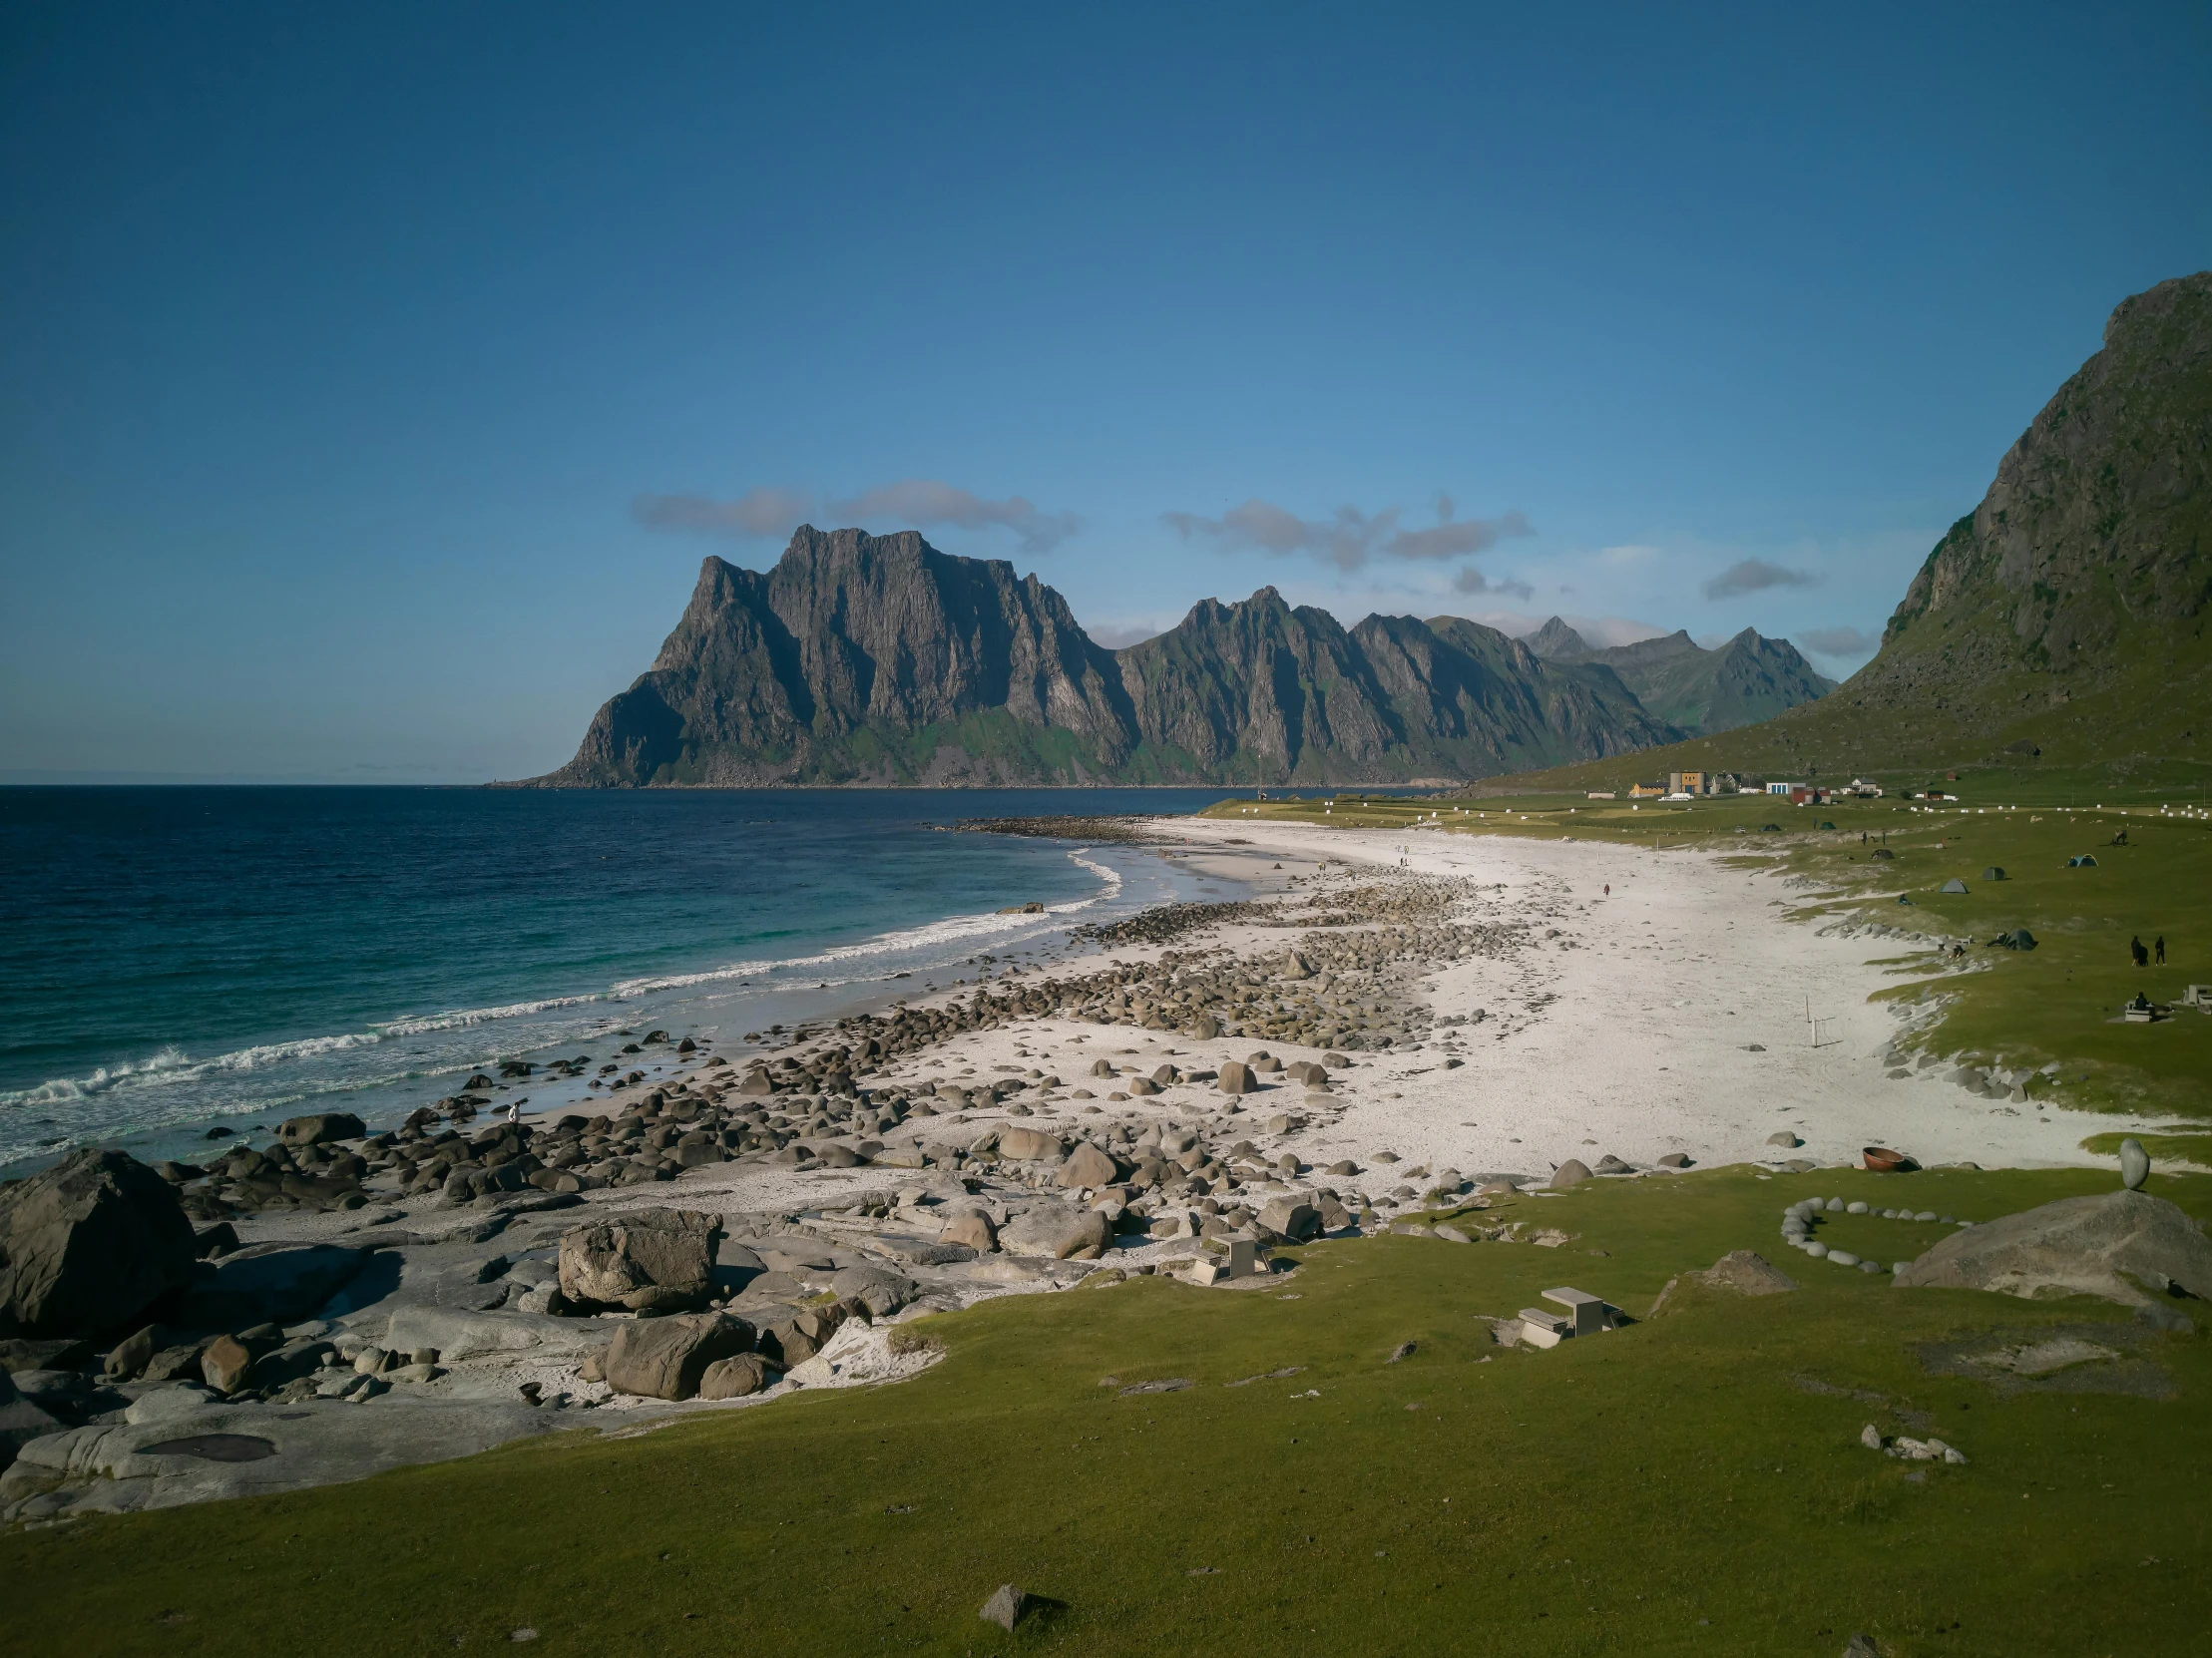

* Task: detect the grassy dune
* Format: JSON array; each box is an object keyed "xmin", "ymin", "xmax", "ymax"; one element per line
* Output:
[{"xmin": 6, "ymin": 1166, "xmax": 2208, "ymax": 1655}]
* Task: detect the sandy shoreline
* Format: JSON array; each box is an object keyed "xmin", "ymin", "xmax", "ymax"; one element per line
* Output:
[{"xmin": 6, "ymin": 815, "xmax": 2169, "ymax": 1525}]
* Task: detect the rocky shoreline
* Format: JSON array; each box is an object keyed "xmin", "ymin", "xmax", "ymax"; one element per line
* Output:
[{"xmin": 1, "ymin": 856, "xmax": 1563, "ymax": 1524}]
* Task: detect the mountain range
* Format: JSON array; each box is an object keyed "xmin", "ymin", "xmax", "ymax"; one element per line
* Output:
[
  {"xmin": 521, "ymin": 530, "xmax": 1830, "ymax": 788},
  {"xmin": 1525, "ymin": 618, "xmax": 1835, "ymax": 735},
  {"xmin": 1483, "ymin": 270, "xmax": 2212, "ymax": 791}
]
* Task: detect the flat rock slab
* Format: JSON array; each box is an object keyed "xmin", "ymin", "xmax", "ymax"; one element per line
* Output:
[
  {"xmin": 2, "ymin": 1396, "xmax": 566, "ymax": 1519},
  {"xmin": 1895, "ymin": 1191, "xmax": 2212, "ymax": 1307}
]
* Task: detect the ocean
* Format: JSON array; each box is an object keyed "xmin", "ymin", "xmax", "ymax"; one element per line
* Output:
[{"xmin": 0, "ymin": 786, "xmax": 1284, "ymax": 1177}]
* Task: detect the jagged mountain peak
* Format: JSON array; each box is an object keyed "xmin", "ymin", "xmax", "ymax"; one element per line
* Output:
[{"xmin": 520, "ymin": 526, "xmax": 1831, "ymax": 787}]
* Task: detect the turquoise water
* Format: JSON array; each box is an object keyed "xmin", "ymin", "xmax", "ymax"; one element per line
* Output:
[{"xmin": 0, "ymin": 787, "xmax": 1275, "ymax": 1175}]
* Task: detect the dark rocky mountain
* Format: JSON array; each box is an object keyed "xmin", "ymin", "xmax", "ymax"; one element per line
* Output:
[
  {"xmin": 524, "ymin": 526, "xmax": 1692, "ymax": 787},
  {"xmin": 1525, "ymin": 620, "xmax": 1835, "ymax": 736},
  {"xmin": 1484, "ymin": 271, "xmax": 2212, "ymax": 788}
]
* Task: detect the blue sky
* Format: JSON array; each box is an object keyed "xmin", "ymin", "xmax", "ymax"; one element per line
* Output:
[{"xmin": 3, "ymin": 2, "xmax": 2206, "ymax": 781}]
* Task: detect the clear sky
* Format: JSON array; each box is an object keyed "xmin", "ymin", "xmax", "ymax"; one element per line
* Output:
[{"xmin": 3, "ymin": 2, "xmax": 2207, "ymax": 781}]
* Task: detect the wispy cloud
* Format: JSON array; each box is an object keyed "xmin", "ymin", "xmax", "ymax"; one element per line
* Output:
[
  {"xmin": 633, "ymin": 479, "xmax": 1081, "ymax": 556},
  {"xmin": 825, "ymin": 479, "xmax": 1081, "ymax": 556},
  {"xmin": 634, "ymin": 487, "xmax": 812, "ymax": 539},
  {"xmin": 1702, "ymin": 558, "xmax": 1822, "ymax": 600},
  {"xmin": 1799, "ymin": 625, "xmax": 1879, "ymax": 658},
  {"xmin": 1452, "ymin": 566, "xmax": 1534, "ymax": 599},
  {"xmin": 1162, "ymin": 496, "xmax": 1532, "ymax": 573}
]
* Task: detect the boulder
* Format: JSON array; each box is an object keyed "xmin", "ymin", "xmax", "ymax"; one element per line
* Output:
[
  {"xmin": 181, "ymin": 1244, "xmax": 369, "ymax": 1328},
  {"xmin": 1057, "ymin": 1142, "xmax": 1121, "ymax": 1189},
  {"xmin": 696, "ymin": 1353, "xmax": 776, "ymax": 1400},
  {"xmin": 199, "ymin": 1335, "xmax": 255, "ymax": 1395},
  {"xmin": 1216, "ymin": 1061, "xmax": 1257, "ymax": 1094},
  {"xmin": 980, "ymin": 1585, "xmax": 1030, "ymax": 1632},
  {"xmin": 275, "ymin": 1112, "xmax": 365, "ymax": 1146},
  {"xmin": 1001, "ymin": 1206, "xmax": 1111, "ymax": 1261},
  {"xmin": 0, "ymin": 1149, "xmax": 199, "ymax": 1339},
  {"xmin": 939, "ymin": 1213, "xmax": 998, "ymax": 1253},
  {"xmin": 1549, "ymin": 1159, "xmax": 1593, "ymax": 1189},
  {"xmin": 756, "ymin": 1300, "xmax": 860, "ymax": 1366},
  {"xmin": 2119, "ymin": 1138, "xmax": 2150, "ymax": 1191},
  {"xmin": 997, "ymin": 1127, "xmax": 1066, "ymax": 1162},
  {"xmin": 557, "ymin": 1208, "xmax": 719, "ymax": 1312},
  {"xmin": 602, "ymin": 1312, "xmax": 756, "ymax": 1401},
  {"xmin": 1256, "ymin": 1197, "xmax": 1320, "ymax": 1242},
  {"xmin": 1894, "ymin": 1190, "xmax": 2212, "ymax": 1307},
  {"xmin": 104, "ymin": 1323, "xmax": 170, "ymax": 1382},
  {"xmin": 831, "ymin": 1265, "xmax": 918, "ymax": 1317}
]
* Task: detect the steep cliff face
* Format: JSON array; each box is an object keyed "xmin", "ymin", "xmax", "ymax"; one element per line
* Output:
[
  {"xmin": 1852, "ymin": 271, "xmax": 2212, "ymax": 745},
  {"xmin": 1525, "ymin": 622, "xmax": 1833, "ymax": 736},
  {"xmin": 531, "ymin": 532, "xmax": 1726, "ymax": 787},
  {"xmin": 539, "ymin": 527, "xmax": 1135, "ymax": 785}
]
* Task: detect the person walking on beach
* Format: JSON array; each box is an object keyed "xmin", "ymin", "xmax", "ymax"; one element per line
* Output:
[
  {"xmin": 2130, "ymin": 936, "xmax": 2149, "ymax": 968},
  {"xmin": 2155, "ymin": 935, "xmax": 2166, "ymax": 965}
]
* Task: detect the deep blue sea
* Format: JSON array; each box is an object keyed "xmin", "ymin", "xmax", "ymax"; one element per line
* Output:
[{"xmin": 0, "ymin": 787, "xmax": 1294, "ymax": 1177}]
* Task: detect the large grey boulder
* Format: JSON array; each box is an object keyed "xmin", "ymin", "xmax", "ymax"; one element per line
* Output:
[
  {"xmin": 1216, "ymin": 1061, "xmax": 1257, "ymax": 1094},
  {"xmin": 831, "ymin": 1264, "xmax": 917, "ymax": 1317},
  {"xmin": 602, "ymin": 1312, "xmax": 756, "ymax": 1401},
  {"xmin": 1057, "ymin": 1142, "xmax": 1121, "ymax": 1189},
  {"xmin": 181, "ymin": 1243, "xmax": 369, "ymax": 1328},
  {"xmin": 696, "ymin": 1353, "xmax": 775, "ymax": 1400},
  {"xmin": 2119, "ymin": 1138, "xmax": 2150, "ymax": 1191},
  {"xmin": 938, "ymin": 1213, "xmax": 998, "ymax": 1253},
  {"xmin": 0, "ymin": 1149, "xmax": 198, "ymax": 1339},
  {"xmin": 1895, "ymin": 1190, "xmax": 2212, "ymax": 1306},
  {"xmin": 1549, "ymin": 1159, "xmax": 1593, "ymax": 1189},
  {"xmin": 997, "ymin": 1127, "xmax": 1065, "ymax": 1162},
  {"xmin": 1000, "ymin": 1206, "xmax": 1110, "ymax": 1260},
  {"xmin": 1257, "ymin": 1196, "xmax": 1320, "ymax": 1242},
  {"xmin": 558, "ymin": 1209, "xmax": 719, "ymax": 1312},
  {"xmin": 276, "ymin": 1112, "xmax": 365, "ymax": 1146}
]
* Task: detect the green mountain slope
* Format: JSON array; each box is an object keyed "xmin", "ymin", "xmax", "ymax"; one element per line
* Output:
[{"xmin": 1483, "ymin": 271, "xmax": 2212, "ymax": 794}]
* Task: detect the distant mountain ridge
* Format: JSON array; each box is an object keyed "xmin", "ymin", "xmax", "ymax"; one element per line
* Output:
[
  {"xmin": 522, "ymin": 526, "xmax": 1830, "ymax": 787},
  {"xmin": 1524, "ymin": 619, "xmax": 1835, "ymax": 736}
]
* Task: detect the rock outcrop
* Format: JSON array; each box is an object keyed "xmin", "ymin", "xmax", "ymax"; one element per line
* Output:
[
  {"xmin": 1894, "ymin": 1190, "xmax": 2212, "ymax": 1306},
  {"xmin": 602, "ymin": 1311, "xmax": 756, "ymax": 1401},
  {"xmin": 557, "ymin": 1209, "xmax": 719, "ymax": 1312},
  {"xmin": 0, "ymin": 1150, "xmax": 199, "ymax": 1339}
]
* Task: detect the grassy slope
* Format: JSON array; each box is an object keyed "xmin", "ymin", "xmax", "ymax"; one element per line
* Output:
[
  {"xmin": 7, "ymin": 1165, "xmax": 2209, "ymax": 1657},
  {"xmin": 1213, "ymin": 792, "xmax": 2211, "ymax": 1135}
]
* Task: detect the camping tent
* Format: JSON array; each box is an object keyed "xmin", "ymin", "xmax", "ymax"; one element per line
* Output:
[
  {"xmin": 1940, "ymin": 878, "xmax": 1969, "ymax": 894},
  {"xmin": 1982, "ymin": 866, "xmax": 2005, "ymax": 881}
]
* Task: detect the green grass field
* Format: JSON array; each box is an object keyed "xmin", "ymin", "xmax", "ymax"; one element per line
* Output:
[
  {"xmin": 1211, "ymin": 787, "xmax": 2212, "ymax": 1137},
  {"xmin": 6, "ymin": 1166, "xmax": 2207, "ymax": 1656}
]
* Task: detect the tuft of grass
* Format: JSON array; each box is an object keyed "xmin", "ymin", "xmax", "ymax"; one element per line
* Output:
[{"xmin": 6, "ymin": 1166, "xmax": 2209, "ymax": 1655}]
